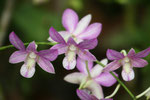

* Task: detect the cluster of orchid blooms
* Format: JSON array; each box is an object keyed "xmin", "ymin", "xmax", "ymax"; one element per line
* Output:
[{"xmin": 4, "ymin": 8, "xmax": 150, "ymax": 100}]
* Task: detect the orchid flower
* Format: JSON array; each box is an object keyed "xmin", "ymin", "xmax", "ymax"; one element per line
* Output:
[
  {"xmin": 76, "ymin": 89, "xmax": 113, "ymax": 100},
  {"xmin": 64, "ymin": 58, "xmax": 117, "ymax": 99},
  {"xmin": 104, "ymin": 48, "xmax": 150, "ymax": 81},
  {"xmin": 9, "ymin": 32, "xmax": 58, "ymax": 78},
  {"xmin": 48, "ymin": 8, "xmax": 102, "ymax": 44},
  {"xmin": 49, "ymin": 27, "xmax": 97, "ymax": 70}
]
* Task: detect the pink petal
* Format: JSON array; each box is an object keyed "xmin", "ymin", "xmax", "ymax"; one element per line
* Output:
[
  {"xmin": 95, "ymin": 72, "xmax": 117, "ymax": 87},
  {"xmin": 73, "ymin": 14, "xmax": 91, "ymax": 36},
  {"xmin": 127, "ymin": 48, "xmax": 136, "ymax": 57},
  {"xmin": 103, "ymin": 60, "xmax": 121, "ymax": 72},
  {"xmin": 37, "ymin": 57, "xmax": 55, "ymax": 74},
  {"xmin": 78, "ymin": 50, "xmax": 96, "ymax": 61},
  {"xmin": 26, "ymin": 41, "xmax": 37, "ymax": 52},
  {"xmin": 9, "ymin": 32, "xmax": 25, "ymax": 50},
  {"xmin": 131, "ymin": 58, "xmax": 148, "ymax": 68},
  {"xmin": 77, "ymin": 39, "xmax": 98, "ymax": 50},
  {"xmin": 49, "ymin": 27, "xmax": 66, "ymax": 44},
  {"xmin": 51, "ymin": 44, "xmax": 68, "ymax": 55},
  {"xmin": 63, "ymin": 56, "xmax": 76, "ymax": 70},
  {"xmin": 64, "ymin": 72, "xmax": 85, "ymax": 84},
  {"xmin": 135, "ymin": 47, "xmax": 150, "ymax": 58},
  {"xmin": 107, "ymin": 49, "xmax": 124, "ymax": 60},
  {"xmin": 122, "ymin": 69, "xmax": 135, "ymax": 81},
  {"xmin": 9, "ymin": 51, "xmax": 27, "ymax": 64},
  {"xmin": 87, "ymin": 81, "xmax": 104, "ymax": 99},
  {"xmin": 59, "ymin": 31, "xmax": 71, "ymax": 41},
  {"xmin": 76, "ymin": 89, "xmax": 99, "ymax": 100},
  {"xmin": 67, "ymin": 37, "xmax": 77, "ymax": 45},
  {"xmin": 38, "ymin": 49, "xmax": 58, "ymax": 61},
  {"xmin": 62, "ymin": 9, "xmax": 78, "ymax": 33},
  {"xmin": 77, "ymin": 23, "xmax": 102, "ymax": 40},
  {"xmin": 20, "ymin": 64, "xmax": 35, "ymax": 78},
  {"xmin": 77, "ymin": 57, "xmax": 93, "ymax": 74}
]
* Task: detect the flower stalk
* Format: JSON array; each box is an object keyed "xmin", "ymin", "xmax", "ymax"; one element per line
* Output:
[
  {"xmin": 0, "ymin": 42, "xmax": 56, "ymax": 51},
  {"xmin": 85, "ymin": 60, "xmax": 92, "ymax": 78},
  {"xmin": 136, "ymin": 87, "xmax": 150, "ymax": 99},
  {"xmin": 105, "ymin": 84, "xmax": 121, "ymax": 99}
]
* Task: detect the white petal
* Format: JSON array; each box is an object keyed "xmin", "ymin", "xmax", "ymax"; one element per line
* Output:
[
  {"xmin": 73, "ymin": 14, "xmax": 92, "ymax": 36},
  {"xmin": 64, "ymin": 72, "xmax": 85, "ymax": 84},
  {"xmin": 91, "ymin": 64, "xmax": 103, "ymax": 78},
  {"xmin": 100, "ymin": 58, "xmax": 108, "ymax": 66},
  {"xmin": 87, "ymin": 81, "xmax": 104, "ymax": 99},
  {"xmin": 121, "ymin": 69, "xmax": 135, "ymax": 81},
  {"xmin": 63, "ymin": 56, "xmax": 76, "ymax": 70},
  {"xmin": 20, "ymin": 64, "xmax": 35, "ymax": 78}
]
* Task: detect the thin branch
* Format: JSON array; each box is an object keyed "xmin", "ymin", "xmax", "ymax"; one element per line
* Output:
[
  {"xmin": 0, "ymin": 42, "xmax": 56, "ymax": 51},
  {"xmin": 105, "ymin": 84, "xmax": 121, "ymax": 99},
  {"xmin": 136, "ymin": 87, "xmax": 150, "ymax": 99}
]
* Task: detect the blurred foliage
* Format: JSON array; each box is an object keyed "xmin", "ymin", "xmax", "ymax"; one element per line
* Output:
[{"xmin": 13, "ymin": 2, "xmax": 62, "ymax": 42}]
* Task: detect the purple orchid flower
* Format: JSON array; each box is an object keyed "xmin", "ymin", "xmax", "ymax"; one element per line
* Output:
[
  {"xmin": 77, "ymin": 89, "xmax": 113, "ymax": 100},
  {"xmin": 104, "ymin": 48, "xmax": 150, "ymax": 81},
  {"xmin": 49, "ymin": 27, "xmax": 97, "ymax": 70},
  {"xmin": 64, "ymin": 58, "xmax": 117, "ymax": 99},
  {"xmin": 9, "ymin": 32, "xmax": 58, "ymax": 78},
  {"xmin": 48, "ymin": 8, "xmax": 102, "ymax": 44}
]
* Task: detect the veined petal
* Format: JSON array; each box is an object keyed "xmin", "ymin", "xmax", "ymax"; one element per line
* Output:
[
  {"xmin": 78, "ymin": 50, "xmax": 96, "ymax": 61},
  {"xmin": 77, "ymin": 39, "xmax": 98, "ymax": 50},
  {"xmin": 76, "ymin": 89, "xmax": 99, "ymax": 100},
  {"xmin": 20, "ymin": 63, "xmax": 35, "ymax": 78},
  {"xmin": 107, "ymin": 49, "xmax": 124, "ymax": 60},
  {"xmin": 87, "ymin": 81, "xmax": 104, "ymax": 99},
  {"xmin": 95, "ymin": 72, "xmax": 117, "ymax": 87},
  {"xmin": 67, "ymin": 37, "xmax": 77, "ymax": 46},
  {"xmin": 135, "ymin": 47, "xmax": 150, "ymax": 58},
  {"xmin": 49, "ymin": 27, "xmax": 66, "ymax": 44},
  {"xmin": 51, "ymin": 44, "xmax": 68, "ymax": 55},
  {"xmin": 122, "ymin": 68, "xmax": 135, "ymax": 81},
  {"xmin": 73, "ymin": 14, "xmax": 91, "ymax": 36},
  {"xmin": 63, "ymin": 56, "xmax": 76, "ymax": 70},
  {"xmin": 9, "ymin": 32, "xmax": 25, "ymax": 50},
  {"xmin": 38, "ymin": 49, "xmax": 58, "ymax": 61},
  {"xmin": 77, "ymin": 23, "xmax": 102, "ymax": 40},
  {"xmin": 77, "ymin": 57, "xmax": 93, "ymax": 74},
  {"xmin": 26, "ymin": 41, "xmax": 37, "ymax": 52},
  {"xmin": 64, "ymin": 72, "xmax": 85, "ymax": 84},
  {"xmin": 127, "ymin": 48, "xmax": 136, "ymax": 57},
  {"xmin": 103, "ymin": 60, "xmax": 121, "ymax": 72},
  {"xmin": 131, "ymin": 58, "xmax": 148, "ymax": 68},
  {"xmin": 9, "ymin": 51, "xmax": 27, "ymax": 63},
  {"xmin": 62, "ymin": 9, "xmax": 78, "ymax": 33},
  {"xmin": 59, "ymin": 31, "xmax": 71, "ymax": 42},
  {"xmin": 91, "ymin": 64, "xmax": 103, "ymax": 78},
  {"xmin": 37, "ymin": 57, "xmax": 55, "ymax": 74}
]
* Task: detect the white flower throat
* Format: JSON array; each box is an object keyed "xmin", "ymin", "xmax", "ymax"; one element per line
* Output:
[
  {"xmin": 26, "ymin": 52, "xmax": 37, "ymax": 69},
  {"xmin": 67, "ymin": 45, "xmax": 77, "ymax": 62},
  {"xmin": 121, "ymin": 50, "xmax": 131, "ymax": 74}
]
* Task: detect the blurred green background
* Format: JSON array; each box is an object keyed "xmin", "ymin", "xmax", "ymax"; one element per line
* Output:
[{"xmin": 0, "ymin": 0, "xmax": 150, "ymax": 100}]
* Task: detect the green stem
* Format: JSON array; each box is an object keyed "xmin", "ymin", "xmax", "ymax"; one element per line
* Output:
[
  {"xmin": 95, "ymin": 60, "xmax": 136, "ymax": 100},
  {"xmin": 85, "ymin": 61, "xmax": 91, "ymax": 78},
  {"xmin": 0, "ymin": 42, "xmax": 57, "ymax": 51}
]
